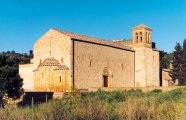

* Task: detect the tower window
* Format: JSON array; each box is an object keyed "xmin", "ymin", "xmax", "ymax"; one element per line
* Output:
[
  {"xmin": 139, "ymin": 32, "xmax": 143, "ymax": 42},
  {"xmin": 148, "ymin": 33, "xmax": 150, "ymax": 43},
  {"xmin": 136, "ymin": 33, "xmax": 138, "ymax": 43}
]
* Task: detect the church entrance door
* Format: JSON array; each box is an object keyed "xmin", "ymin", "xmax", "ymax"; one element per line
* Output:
[{"xmin": 103, "ymin": 76, "xmax": 108, "ymax": 87}]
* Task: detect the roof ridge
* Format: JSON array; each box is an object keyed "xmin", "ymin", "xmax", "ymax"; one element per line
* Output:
[
  {"xmin": 52, "ymin": 28, "xmax": 134, "ymax": 51},
  {"xmin": 133, "ymin": 24, "xmax": 152, "ymax": 30},
  {"xmin": 53, "ymin": 28, "xmax": 108, "ymax": 41}
]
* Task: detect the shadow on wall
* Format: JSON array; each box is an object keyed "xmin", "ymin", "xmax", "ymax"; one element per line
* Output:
[{"xmin": 18, "ymin": 92, "xmax": 54, "ymax": 107}]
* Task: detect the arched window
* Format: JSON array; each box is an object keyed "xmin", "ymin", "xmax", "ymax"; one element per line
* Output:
[
  {"xmin": 140, "ymin": 32, "xmax": 143, "ymax": 42},
  {"xmin": 90, "ymin": 60, "xmax": 92, "ymax": 67},
  {"xmin": 146, "ymin": 32, "xmax": 148, "ymax": 43},
  {"xmin": 136, "ymin": 33, "xmax": 138, "ymax": 43},
  {"xmin": 59, "ymin": 76, "xmax": 62, "ymax": 82}
]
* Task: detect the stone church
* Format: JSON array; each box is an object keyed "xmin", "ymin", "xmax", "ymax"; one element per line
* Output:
[{"xmin": 19, "ymin": 24, "xmax": 160, "ymax": 92}]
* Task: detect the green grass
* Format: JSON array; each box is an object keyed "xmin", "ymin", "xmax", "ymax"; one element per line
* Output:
[{"xmin": 0, "ymin": 87, "xmax": 186, "ymax": 120}]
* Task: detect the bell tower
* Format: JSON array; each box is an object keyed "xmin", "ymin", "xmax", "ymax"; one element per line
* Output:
[
  {"xmin": 132, "ymin": 24, "xmax": 152, "ymax": 48},
  {"xmin": 132, "ymin": 24, "xmax": 159, "ymax": 87}
]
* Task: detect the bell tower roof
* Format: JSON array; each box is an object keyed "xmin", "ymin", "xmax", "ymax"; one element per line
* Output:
[
  {"xmin": 132, "ymin": 24, "xmax": 152, "ymax": 48},
  {"xmin": 133, "ymin": 24, "xmax": 152, "ymax": 31}
]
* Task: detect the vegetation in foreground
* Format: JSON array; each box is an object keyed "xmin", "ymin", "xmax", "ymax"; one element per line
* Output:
[
  {"xmin": 0, "ymin": 87, "xmax": 185, "ymax": 120},
  {"xmin": 0, "ymin": 51, "xmax": 33, "ymax": 108}
]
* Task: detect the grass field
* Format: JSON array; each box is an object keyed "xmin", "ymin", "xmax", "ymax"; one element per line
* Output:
[{"xmin": 0, "ymin": 87, "xmax": 186, "ymax": 120}]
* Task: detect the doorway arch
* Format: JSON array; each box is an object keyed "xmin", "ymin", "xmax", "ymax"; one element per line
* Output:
[{"xmin": 103, "ymin": 67, "xmax": 112, "ymax": 87}]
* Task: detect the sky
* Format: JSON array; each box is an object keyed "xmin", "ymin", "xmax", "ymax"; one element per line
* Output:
[{"xmin": 0, "ymin": 0, "xmax": 186, "ymax": 53}]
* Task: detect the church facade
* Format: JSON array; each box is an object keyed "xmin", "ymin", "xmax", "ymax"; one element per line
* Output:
[{"xmin": 19, "ymin": 24, "xmax": 160, "ymax": 92}]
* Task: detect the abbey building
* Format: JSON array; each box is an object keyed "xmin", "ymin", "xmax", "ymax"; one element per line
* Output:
[{"xmin": 19, "ymin": 24, "xmax": 160, "ymax": 92}]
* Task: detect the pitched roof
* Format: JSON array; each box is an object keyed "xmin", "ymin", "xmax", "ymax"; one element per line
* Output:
[
  {"xmin": 54, "ymin": 65, "xmax": 69, "ymax": 70},
  {"xmin": 33, "ymin": 57, "xmax": 69, "ymax": 71},
  {"xmin": 53, "ymin": 29, "xmax": 134, "ymax": 51},
  {"xmin": 133, "ymin": 24, "xmax": 152, "ymax": 31},
  {"xmin": 40, "ymin": 57, "xmax": 60, "ymax": 66},
  {"xmin": 113, "ymin": 40, "xmax": 132, "ymax": 46}
]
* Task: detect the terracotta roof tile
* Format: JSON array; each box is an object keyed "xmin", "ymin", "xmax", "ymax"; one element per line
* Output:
[
  {"xmin": 114, "ymin": 40, "xmax": 132, "ymax": 46},
  {"xmin": 133, "ymin": 24, "xmax": 152, "ymax": 31},
  {"xmin": 34, "ymin": 57, "xmax": 69, "ymax": 71},
  {"xmin": 40, "ymin": 57, "xmax": 60, "ymax": 66},
  {"xmin": 54, "ymin": 65, "xmax": 69, "ymax": 70},
  {"xmin": 53, "ymin": 29, "xmax": 134, "ymax": 51}
]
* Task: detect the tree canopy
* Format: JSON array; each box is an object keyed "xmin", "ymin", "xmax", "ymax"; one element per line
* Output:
[
  {"xmin": 0, "ymin": 51, "xmax": 32, "ymax": 107},
  {"xmin": 160, "ymin": 51, "xmax": 173, "ymax": 69},
  {"xmin": 170, "ymin": 42, "xmax": 186, "ymax": 85}
]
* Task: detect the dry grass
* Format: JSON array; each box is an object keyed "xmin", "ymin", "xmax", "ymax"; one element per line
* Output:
[{"xmin": 0, "ymin": 87, "xmax": 186, "ymax": 120}]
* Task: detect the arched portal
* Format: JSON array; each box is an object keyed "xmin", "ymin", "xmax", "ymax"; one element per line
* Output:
[{"xmin": 103, "ymin": 67, "xmax": 112, "ymax": 87}]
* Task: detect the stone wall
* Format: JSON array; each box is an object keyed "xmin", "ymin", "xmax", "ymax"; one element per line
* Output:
[
  {"xmin": 20, "ymin": 25, "xmax": 160, "ymax": 91},
  {"xmin": 134, "ymin": 47, "xmax": 159, "ymax": 87},
  {"xmin": 152, "ymin": 50, "xmax": 160, "ymax": 86},
  {"xmin": 162, "ymin": 69, "xmax": 172, "ymax": 87},
  {"xmin": 73, "ymin": 40, "xmax": 135, "ymax": 89},
  {"xmin": 19, "ymin": 64, "xmax": 34, "ymax": 91},
  {"xmin": 134, "ymin": 47, "xmax": 146, "ymax": 87},
  {"xmin": 34, "ymin": 66, "xmax": 70, "ymax": 92},
  {"xmin": 34, "ymin": 29, "xmax": 73, "ymax": 88}
]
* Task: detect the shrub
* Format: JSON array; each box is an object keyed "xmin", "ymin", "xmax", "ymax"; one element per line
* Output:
[
  {"xmin": 0, "ymin": 87, "xmax": 185, "ymax": 120},
  {"xmin": 150, "ymin": 89, "xmax": 162, "ymax": 93}
]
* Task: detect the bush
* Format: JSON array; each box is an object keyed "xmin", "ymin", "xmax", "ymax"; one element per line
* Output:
[
  {"xmin": 0, "ymin": 87, "xmax": 185, "ymax": 120},
  {"xmin": 150, "ymin": 89, "xmax": 162, "ymax": 93}
]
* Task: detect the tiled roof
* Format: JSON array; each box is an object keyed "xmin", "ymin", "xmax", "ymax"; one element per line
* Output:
[
  {"xmin": 34, "ymin": 57, "xmax": 69, "ymax": 72},
  {"xmin": 53, "ymin": 29, "xmax": 134, "ymax": 51},
  {"xmin": 133, "ymin": 24, "xmax": 152, "ymax": 31},
  {"xmin": 114, "ymin": 40, "xmax": 132, "ymax": 46},
  {"xmin": 54, "ymin": 65, "xmax": 69, "ymax": 70},
  {"xmin": 40, "ymin": 57, "xmax": 60, "ymax": 66}
]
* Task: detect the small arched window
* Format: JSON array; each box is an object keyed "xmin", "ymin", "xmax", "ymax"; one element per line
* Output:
[
  {"xmin": 140, "ymin": 32, "xmax": 143, "ymax": 42},
  {"xmin": 59, "ymin": 76, "xmax": 62, "ymax": 82},
  {"xmin": 146, "ymin": 32, "xmax": 148, "ymax": 43},
  {"xmin": 90, "ymin": 60, "xmax": 92, "ymax": 67},
  {"xmin": 136, "ymin": 33, "xmax": 138, "ymax": 43}
]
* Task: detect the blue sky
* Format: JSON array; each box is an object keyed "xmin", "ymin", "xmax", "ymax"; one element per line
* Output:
[{"xmin": 0, "ymin": 0, "xmax": 186, "ymax": 53}]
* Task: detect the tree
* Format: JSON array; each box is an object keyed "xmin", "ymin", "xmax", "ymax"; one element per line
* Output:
[
  {"xmin": 183, "ymin": 39, "xmax": 186, "ymax": 58},
  {"xmin": 181, "ymin": 39, "xmax": 186, "ymax": 85},
  {"xmin": 160, "ymin": 51, "xmax": 169, "ymax": 69},
  {"xmin": 0, "ymin": 51, "xmax": 32, "ymax": 107},
  {"xmin": 170, "ymin": 43, "xmax": 184, "ymax": 85},
  {"xmin": 29, "ymin": 50, "xmax": 33, "ymax": 58}
]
